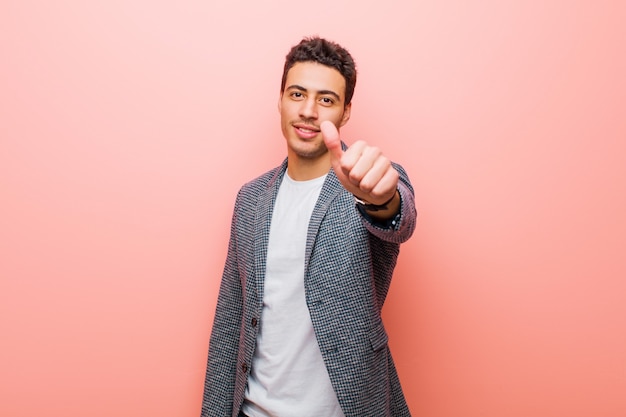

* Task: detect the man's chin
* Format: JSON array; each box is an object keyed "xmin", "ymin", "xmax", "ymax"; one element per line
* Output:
[{"xmin": 288, "ymin": 140, "xmax": 326, "ymax": 159}]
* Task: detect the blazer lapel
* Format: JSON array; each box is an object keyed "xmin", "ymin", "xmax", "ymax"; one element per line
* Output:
[
  {"xmin": 253, "ymin": 160, "xmax": 287, "ymax": 301},
  {"xmin": 304, "ymin": 168, "xmax": 343, "ymax": 268}
]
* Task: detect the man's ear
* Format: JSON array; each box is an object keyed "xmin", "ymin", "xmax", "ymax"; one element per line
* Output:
[
  {"xmin": 277, "ymin": 93, "xmax": 283, "ymax": 113},
  {"xmin": 339, "ymin": 103, "xmax": 352, "ymax": 127}
]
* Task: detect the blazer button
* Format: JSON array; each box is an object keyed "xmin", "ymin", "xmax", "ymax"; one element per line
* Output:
[
  {"xmin": 241, "ymin": 363, "xmax": 248, "ymax": 373},
  {"xmin": 251, "ymin": 318, "xmax": 258, "ymax": 327}
]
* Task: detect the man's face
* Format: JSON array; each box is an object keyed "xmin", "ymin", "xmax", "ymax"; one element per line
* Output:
[{"xmin": 279, "ymin": 61, "xmax": 351, "ymax": 161}]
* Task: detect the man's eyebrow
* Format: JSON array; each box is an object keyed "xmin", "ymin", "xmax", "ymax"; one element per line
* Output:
[{"xmin": 286, "ymin": 84, "xmax": 341, "ymax": 101}]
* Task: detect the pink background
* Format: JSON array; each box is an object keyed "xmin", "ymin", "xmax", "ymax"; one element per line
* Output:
[{"xmin": 2, "ymin": 1, "xmax": 625, "ymax": 416}]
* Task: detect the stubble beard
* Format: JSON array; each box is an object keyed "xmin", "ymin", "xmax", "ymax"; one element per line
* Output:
[{"xmin": 290, "ymin": 138, "xmax": 328, "ymax": 160}]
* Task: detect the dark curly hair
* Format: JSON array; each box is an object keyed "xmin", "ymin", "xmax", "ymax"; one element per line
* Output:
[{"xmin": 280, "ymin": 37, "xmax": 357, "ymax": 106}]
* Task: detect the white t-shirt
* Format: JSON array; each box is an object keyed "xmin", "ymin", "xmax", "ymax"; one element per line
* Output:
[{"xmin": 242, "ymin": 172, "xmax": 345, "ymax": 417}]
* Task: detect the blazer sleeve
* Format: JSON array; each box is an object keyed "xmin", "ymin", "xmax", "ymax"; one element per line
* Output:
[
  {"xmin": 200, "ymin": 190, "xmax": 244, "ymax": 417},
  {"xmin": 359, "ymin": 162, "xmax": 417, "ymax": 244}
]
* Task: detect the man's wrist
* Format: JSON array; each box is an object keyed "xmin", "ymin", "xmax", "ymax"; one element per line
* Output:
[{"xmin": 354, "ymin": 191, "xmax": 397, "ymax": 212}]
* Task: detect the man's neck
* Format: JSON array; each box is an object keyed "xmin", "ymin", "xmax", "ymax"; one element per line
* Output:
[{"xmin": 286, "ymin": 154, "xmax": 331, "ymax": 181}]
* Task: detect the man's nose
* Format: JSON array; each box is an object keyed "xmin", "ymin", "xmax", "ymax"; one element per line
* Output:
[{"xmin": 299, "ymin": 98, "xmax": 318, "ymax": 119}]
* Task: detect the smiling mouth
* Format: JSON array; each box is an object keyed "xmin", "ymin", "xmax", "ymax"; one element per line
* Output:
[
  {"xmin": 293, "ymin": 123, "xmax": 320, "ymax": 133},
  {"xmin": 292, "ymin": 123, "xmax": 321, "ymax": 140}
]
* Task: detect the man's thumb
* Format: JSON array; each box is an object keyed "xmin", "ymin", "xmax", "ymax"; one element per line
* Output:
[{"xmin": 321, "ymin": 120, "xmax": 343, "ymax": 161}]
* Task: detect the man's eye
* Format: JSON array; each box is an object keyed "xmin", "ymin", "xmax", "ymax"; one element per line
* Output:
[
  {"xmin": 291, "ymin": 92, "xmax": 303, "ymax": 99},
  {"xmin": 320, "ymin": 97, "xmax": 334, "ymax": 105}
]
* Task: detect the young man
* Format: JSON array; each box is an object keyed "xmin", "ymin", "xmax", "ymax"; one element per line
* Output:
[{"xmin": 201, "ymin": 37, "xmax": 416, "ymax": 417}]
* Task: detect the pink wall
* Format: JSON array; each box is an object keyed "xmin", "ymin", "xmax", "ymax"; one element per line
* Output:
[{"xmin": 2, "ymin": 1, "xmax": 625, "ymax": 416}]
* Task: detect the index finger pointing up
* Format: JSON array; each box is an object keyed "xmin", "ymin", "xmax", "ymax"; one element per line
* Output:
[{"xmin": 321, "ymin": 120, "xmax": 343, "ymax": 161}]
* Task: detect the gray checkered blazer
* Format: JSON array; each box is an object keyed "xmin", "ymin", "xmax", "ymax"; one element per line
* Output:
[{"xmin": 201, "ymin": 157, "xmax": 416, "ymax": 417}]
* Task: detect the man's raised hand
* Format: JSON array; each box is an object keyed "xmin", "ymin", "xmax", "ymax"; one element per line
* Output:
[{"xmin": 320, "ymin": 120, "xmax": 399, "ymax": 210}]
